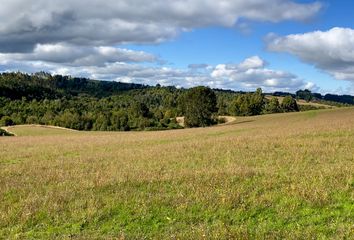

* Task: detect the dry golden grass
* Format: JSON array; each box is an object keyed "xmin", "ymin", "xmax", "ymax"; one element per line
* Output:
[
  {"xmin": 3, "ymin": 124, "xmax": 77, "ymax": 137},
  {"xmin": 0, "ymin": 108, "xmax": 353, "ymax": 239}
]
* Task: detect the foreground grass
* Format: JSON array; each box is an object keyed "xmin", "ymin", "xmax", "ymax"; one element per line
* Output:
[{"xmin": 1, "ymin": 108, "xmax": 353, "ymax": 239}]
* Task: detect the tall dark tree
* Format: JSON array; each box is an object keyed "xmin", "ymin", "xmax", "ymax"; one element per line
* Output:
[{"xmin": 182, "ymin": 86, "xmax": 217, "ymax": 127}]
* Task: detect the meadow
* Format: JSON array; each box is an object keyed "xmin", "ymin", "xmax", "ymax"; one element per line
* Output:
[{"xmin": 0, "ymin": 108, "xmax": 353, "ymax": 239}]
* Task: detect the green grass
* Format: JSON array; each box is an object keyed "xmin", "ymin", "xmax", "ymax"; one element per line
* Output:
[{"xmin": 0, "ymin": 108, "xmax": 353, "ymax": 239}]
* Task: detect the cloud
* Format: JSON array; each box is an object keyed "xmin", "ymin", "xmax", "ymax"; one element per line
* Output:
[
  {"xmin": 266, "ymin": 27, "xmax": 354, "ymax": 81},
  {"xmin": 210, "ymin": 56, "xmax": 315, "ymax": 91},
  {"xmin": 238, "ymin": 56, "xmax": 266, "ymax": 70},
  {"xmin": 0, "ymin": 43, "xmax": 157, "ymax": 66},
  {"xmin": 0, "ymin": 0, "xmax": 322, "ymax": 93},
  {"xmin": 0, "ymin": 55, "xmax": 316, "ymax": 92},
  {"xmin": 0, "ymin": 0, "xmax": 322, "ymax": 53},
  {"xmin": 188, "ymin": 64, "xmax": 210, "ymax": 69}
]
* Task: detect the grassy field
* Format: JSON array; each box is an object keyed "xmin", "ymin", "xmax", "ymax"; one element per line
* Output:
[
  {"xmin": 1, "ymin": 108, "xmax": 353, "ymax": 239},
  {"xmin": 2, "ymin": 125, "xmax": 78, "ymax": 137}
]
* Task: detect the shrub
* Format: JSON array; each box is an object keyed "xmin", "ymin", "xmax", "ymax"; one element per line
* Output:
[
  {"xmin": 281, "ymin": 96, "xmax": 299, "ymax": 112},
  {"xmin": 231, "ymin": 88, "xmax": 265, "ymax": 116},
  {"xmin": 264, "ymin": 97, "xmax": 281, "ymax": 114},
  {"xmin": 0, "ymin": 116, "xmax": 14, "ymax": 126},
  {"xmin": 0, "ymin": 128, "xmax": 14, "ymax": 136},
  {"xmin": 217, "ymin": 117, "xmax": 227, "ymax": 124}
]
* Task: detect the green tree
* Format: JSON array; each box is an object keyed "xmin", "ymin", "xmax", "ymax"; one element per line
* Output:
[
  {"xmin": 111, "ymin": 110, "xmax": 130, "ymax": 131},
  {"xmin": 296, "ymin": 89, "xmax": 313, "ymax": 102},
  {"xmin": 26, "ymin": 115, "xmax": 39, "ymax": 124},
  {"xmin": 281, "ymin": 96, "xmax": 299, "ymax": 112},
  {"xmin": 131, "ymin": 102, "xmax": 150, "ymax": 118},
  {"xmin": 93, "ymin": 114, "xmax": 110, "ymax": 131},
  {"xmin": 231, "ymin": 94, "xmax": 251, "ymax": 116},
  {"xmin": 217, "ymin": 97, "xmax": 228, "ymax": 115},
  {"xmin": 230, "ymin": 88, "xmax": 265, "ymax": 116},
  {"xmin": 249, "ymin": 88, "xmax": 265, "ymax": 115},
  {"xmin": 182, "ymin": 86, "xmax": 217, "ymax": 127},
  {"xmin": 41, "ymin": 111, "xmax": 55, "ymax": 125},
  {"xmin": 264, "ymin": 97, "xmax": 281, "ymax": 113}
]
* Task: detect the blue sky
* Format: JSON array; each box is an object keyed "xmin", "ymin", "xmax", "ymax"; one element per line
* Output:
[
  {"xmin": 1, "ymin": 0, "xmax": 354, "ymax": 94},
  {"xmin": 125, "ymin": 0, "xmax": 354, "ymax": 93}
]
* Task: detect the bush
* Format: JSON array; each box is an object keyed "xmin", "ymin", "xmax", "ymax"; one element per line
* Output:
[
  {"xmin": 217, "ymin": 117, "xmax": 227, "ymax": 124},
  {"xmin": 0, "ymin": 116, "xmax": 14, "ymax": 126},
  {"xmin": 296, "ymin": 89, "xmax": 313, "ymax": 102},
  {"xmin": 281, "ymin": 96, "xmax": 299, "ymax": 112},
  {"xmin": 231, "ymin": 88, "xmax": 265, "ymax": 116},
  {"xmin": 26, "ymin": 115, "xmax": 39, "ymax": 124},
  {"xmin": 264, "ymin": 97, "xmax": 281, "ymax": 114},
  {"xmin": 0, "ymin": 128, "xmax": 14, "ymax": 136}
]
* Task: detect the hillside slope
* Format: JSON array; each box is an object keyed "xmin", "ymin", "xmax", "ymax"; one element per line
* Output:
[{"xmin": 0, "ymin": 108, "xmax": 353, "ymax": 238}]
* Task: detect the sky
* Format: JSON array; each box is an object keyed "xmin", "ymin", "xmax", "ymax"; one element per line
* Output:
[{"xmin": 0, "ymin": 0, "xmax": 354, "ymax": 94}]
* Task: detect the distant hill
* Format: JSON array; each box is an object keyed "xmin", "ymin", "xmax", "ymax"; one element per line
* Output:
[
  {"xmin": 0, "ymin": 72, "xmax": 148, "ymax": 100},
  {"xmin": 269, "ymin": 90, "xmax": 354, "ymax": 106},
  {"xmin": 1, "ymin": 72, "xmax": 353, "ymax": 104},
  {"xmin": 1, "ymin": 72, "xmax": 353, "ymax": 132}
]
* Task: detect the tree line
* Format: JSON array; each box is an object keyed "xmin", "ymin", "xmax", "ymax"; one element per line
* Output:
[
  {"xmin": 273, "ymin": 89, "xmax": 354, "ymax": 105},
  {"xmin": 0, "ymin": 72, "xmax": 352, "ymax": 131}
]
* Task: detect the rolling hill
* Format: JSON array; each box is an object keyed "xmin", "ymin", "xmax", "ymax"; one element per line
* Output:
[{"xmin": 1, "ymin": 107, "xmax": 353, "ymax": 238}]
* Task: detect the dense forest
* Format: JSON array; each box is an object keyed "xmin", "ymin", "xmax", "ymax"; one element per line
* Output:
[{"xmin": 1, "ymin": 72, "xmax": 353, "ymax": 131}]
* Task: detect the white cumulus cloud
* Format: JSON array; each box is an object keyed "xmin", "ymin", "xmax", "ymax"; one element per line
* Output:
[
  {"xmin": 0, "ymin": 55, "xmax": 315, "ymax": 92},
  {"xmin": 267, "ymin": 27, "xmax": 354, "ymax": 81},
  {"xmin": 0, "ymin": 0, "xmax": 323, "ymax": 92},
  {"xmin": 0, "ymin": 44, "xmax": 157, "ymax": 66},
  {"xmin": 0, "ymin": 0, "xmax": 322, "ymax": 52},
  {"xmin": 211, "ymin": 56, "xmax": 315, "ymax": 91}
]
